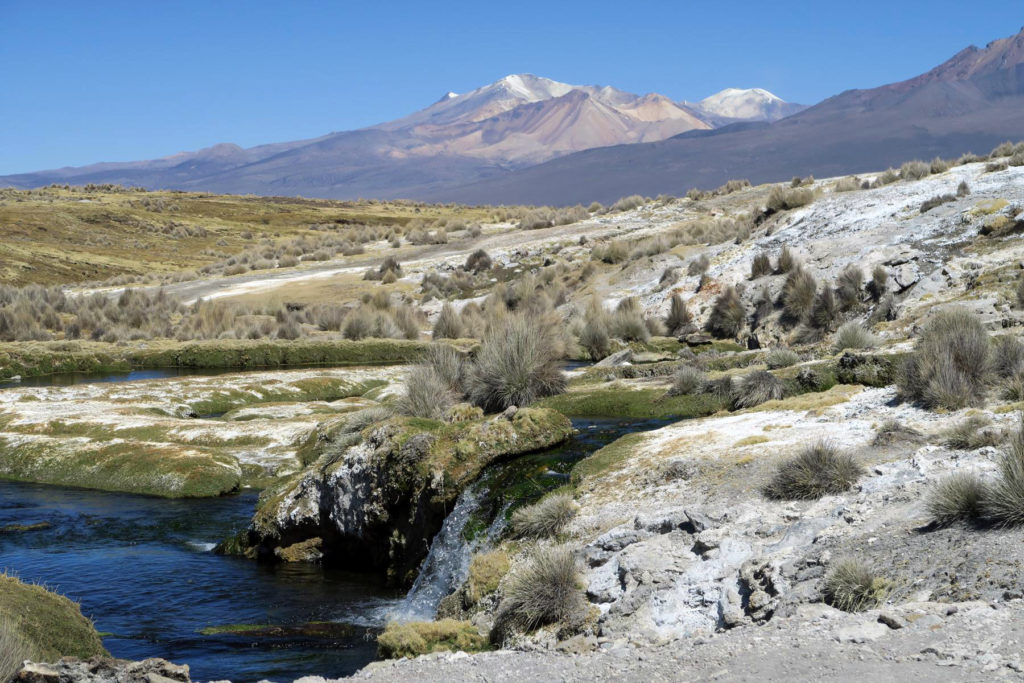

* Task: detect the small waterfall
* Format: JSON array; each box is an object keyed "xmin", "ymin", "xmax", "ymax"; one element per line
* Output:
[{"xmin": 392, "ymin": 483, "xmax": 486, "ymax": 621}]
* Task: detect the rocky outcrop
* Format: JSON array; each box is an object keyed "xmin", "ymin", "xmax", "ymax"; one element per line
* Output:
[
  {"xmin": 15, "ymin": 657, "xmax": 190, "ymax": 683},
  {"xmin": 231, "ymin": 407, "xmax": 573, "ymax": 585}
]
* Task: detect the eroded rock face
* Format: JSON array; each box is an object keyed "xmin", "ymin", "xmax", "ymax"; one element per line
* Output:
[
  {"xmin": 15, "ymin": 657, "xmax": 190, "ymax": 683},
  {"xmin": 234, "ymin": 407, "xmax": 573, "ymax": 585}
]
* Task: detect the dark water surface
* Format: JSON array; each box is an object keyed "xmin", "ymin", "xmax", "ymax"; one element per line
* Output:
[
  {"xmin": 0, "ymin": 416, "xmax": 675, "ymax": 682},
  {"xmin": 0, "ymin": 482, "xmax": 400, "ymax": 682},
  {"xmin": 0, "ymin": 368, "xmax": 246, "ymax": 390}
]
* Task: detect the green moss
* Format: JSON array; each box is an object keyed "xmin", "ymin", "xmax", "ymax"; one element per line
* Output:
[
  {"xmin": 377, "ymin": 619, "xmax": 489, "ymax": 659},
  {"xmin": 537, "ymin": 386, "xmax": 727, "ymax": 418},
  {"xmin": 571, "ymin": 431, "xmax": 648, "ymax": 484},
  {"xmin": 0, "ymin": 521, "xmax": 51, "ymax": 534},
  {"xmin": 200, "ymin": 621, "xmax": 357, "ymax": 638},
  {"xmin": 0, "ymin": 437, "xmax": 241, "ymax": 498},
  {"xmin": 0, "ymin": 573, "xmax": 107, "ymax": 662}
]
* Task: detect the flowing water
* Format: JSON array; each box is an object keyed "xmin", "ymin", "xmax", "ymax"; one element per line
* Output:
[
  {"xmin": 0, "ymin": 415, "xmax": 672, "ymax": 682},
  {"xmin": 0, "ymin": 367, "xmax": 244, "ymax": 389}
]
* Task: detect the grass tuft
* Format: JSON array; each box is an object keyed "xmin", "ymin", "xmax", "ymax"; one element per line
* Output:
[
  {"xmin": 823, "ymin": 559, "xmax": 890, "ymax": 612},
  {"xmin": 765, "ymin": 441, "xmax": 863, "ymax": 500},
  {"xmin": 510, "ymin": 493, "xmax": 578, "ymax": 539}
]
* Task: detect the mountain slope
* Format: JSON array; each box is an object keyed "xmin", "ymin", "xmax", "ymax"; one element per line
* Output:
[
  {"xmin": 0, "ymin": 75, "xmax": 715, "ymax": 198},
  {"xmin": 437, "ymin": 28, "xmax": 1024, "ymax": 206}
]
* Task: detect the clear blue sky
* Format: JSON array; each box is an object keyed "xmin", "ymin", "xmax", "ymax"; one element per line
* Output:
[{"xmin": 1, "ymin": 1, "xmax": 1019, "ymax": 174}]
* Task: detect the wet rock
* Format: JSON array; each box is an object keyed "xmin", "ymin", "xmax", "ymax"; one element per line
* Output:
[{"xmin": 274, "ymin": 537, "xmax": 323, "ymax": 563}]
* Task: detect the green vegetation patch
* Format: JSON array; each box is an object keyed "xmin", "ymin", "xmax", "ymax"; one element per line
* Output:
[
  {"xmin": 537, "ymin": 386, "xmax": 726, "ymax": 419},
  {"xmin": 377, "ymin": 619, "xmax": 489, "ymax": 659},
  {"xmin": 0, "ymin": 573, "xmax": 108, "ymax": 663},
  {"xmin": 0, "ymin": 437, "xmax": 241, "ymax": 498},
  {"xmin": 571, "ymin": 431, "xmax": 650, "ymax": 484}
]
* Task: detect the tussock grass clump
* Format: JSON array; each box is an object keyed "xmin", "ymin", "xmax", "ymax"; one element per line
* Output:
[
  {"xmin": 900, "ymin": 160, "xmax": 931, "ymax": 181},
  {"xmin": 835, "ymin": 266, "xmax": 863, "ymax": 310},
  {"xmin": 867, "ymin": 265, "xmax": 887, "ymax": 301},
  {"xmin": 668, "ymin": 365, "xmax": 706, "ymax": 396},
  {"xmin": 767, "ymin": 185, "xmax": 815, "ymax": 212},
  {"xmin": 872, "ymin": 419, "xmax": 924, "ymax": 447},
  {"xmin": 991, "ymin": 335, "xmax": 1024, "ymax": 378},
  {"xmin": 765, "ymin": 441, "xmax": 863, "ymax": 500},
  {"xmin": 750, "ymin": 252, "xmax": 772, "ymax": 279},
  {"xmin": 705, "ymin": 286, "xmax": 745, "ymax": 339},
  {"xmin": 764, "ymin": 348, "xmax": 799, "ymax": 369},
  {"xmin": 775, "ymin": 247, "xmax": 795, "ymax": 274},
  {"xmin": 495, "ymin": 547, "xmax": 584, "ymax": 633},
  {"xmin": 780, "ymin": 266, "xmax": 816, "ymax": 324},
  {"xmin": 687, "ymin": 254, "xmax": 710, "ymax": 276},
  {"xmin": 468, "ymin": 313, "xmax": 566, "ymax": 412},
  {"xmin": 510, "ymin": 493, "xmax": 578, "ymax": 539},
  {"xmin": 944, "ymin": 415, "xmax": 1002, "ymax": 450},
  {"xmin": 665, "ymin": 294, "xmax": 692, "ymax": 336},
  {"xmin": 823, "ymin": 559, "xmax": 890, "ymax": 612},
  {"xmin": 899, "ymin": 307, "xmax": 990, "ymax": 410},
  {"xmin": 957, "ymin": 180, "xmax": 971, "ymax": 197},
  {"xmin": 396, "ymin": 365, "xmax": 456, "ymax": 419},
  {"xmin": 579, "ymin": 315, "xmax": 610, "ymax": 362},
  {"xmin": 833, "ymin": 322, "xmax": 879, "ymax": 352},
  {"xmin": 927, "ymin": 472, "xmax": 988, "ymax": 526},
  {"xmin": 608, "ymin": 297, "xmax": 649, "ymax": 343},
  {"xmin": 983, "ymin": 419, "xmax": 1024, "ymax": 526},
  {"xmin": 809, "ymin": 285, "xmax": 839, "ymax": 331},
  {"xmin": 731, "ymin": 370, "xmax": 785, "ymax": 409},
  {"xmin": 1, "ymin": 616, "xmax": 34, "ymax": 683},
  {"xmin": 930, "ymin": 157, "xmax": 951, "ymax": 174},
  {"xmin": 433, "ymin": 303, "xmax": 464, "ymax": 340},
  {"xmin": 920, "ymin": 194, "xmax": 956, "ymax": 213},
  {"xmin": 834, "ymin": 176, "xmax": 861, "ymax": 192},
  {"xmin": 465, "ymin": 249, "xmax": 492, "ymax": 273}
]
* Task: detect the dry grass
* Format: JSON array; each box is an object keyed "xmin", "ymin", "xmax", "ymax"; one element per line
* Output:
[
  {"xmin": 510, "ymin": 493, "xmax": 578, "ymax": 538},
  {"xmin": 824, "ymin": 559, "xmax": 891, "ymax": 612},
  {"xmin": 765, "ymin": 441, "xmax": 863, "ymax": 500},
  {"xmin": 495, "ymin": 547, "xmax": 584, "ymax": 634}
]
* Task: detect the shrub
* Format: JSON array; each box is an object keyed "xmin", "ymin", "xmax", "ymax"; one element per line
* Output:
[
  {"xmin": 823, "ymin": 559, "xmax": 890, "ymax": 612},
  {"xmin": 900, "ymin": 160, "xmax": 931, "ymax": 180},
  {"xmin": 1011, "ymin": 151, "xmax": 1024, "ymax": 167},
  {"xmin": 835, "ymin": 266, "xmax": 864, "ymax": 310},
  {"xmin": 984, "ymin": 418, "xmax": 1024, "ymax": 526},
  {"xmin": 687, "ymin": 254, "xmax": 710, "ymax": 276},
  {"xmin": 495, "ymin": 547, "xmax": 584, "ymax": 633},
  {"xmin": 986, "ymin": 160, "xmax": 1009, "ymax": 173},
  {"xmin": 433, "ymin": 303, "xmax": 464, "ymax": 339},
  {"xmin": 1017, "ymin": 278, "xmax": 1024, "ymax": 310},
  {"xmin": 593, "ymin": 240, "xmax": 628, "ymax": 264},
  {"xmin": 397, "ymin": 365, "xmax": 456, "ymax": 419},
  {"xmin": 377, "ymin": 619, "xmax": 487, "ymax": 659},
  {"xmin": 705, "ymin": 286, "xmax": 745, "ymax": 339},
  {"xmin": 764, "ymin": 348, "xmax": 799, "ymax": 369},
  {"xmin": 957, "ymin": 180, "xmax": 971, "ymax": 197},
  {"xmin": 833, "ymin": 322, "xmax": 879, "ymax": 351},
  {"xmin": 927, "ymin": 472, "xmax": 988, "ymax": 526},
  {"xmin": 899, "ymin": 307, "xmax": 990, "ymax": 409},
  {"xmin": 658, "ymin": 267, "xmax": 679, "ymax": 289},
  {"xmin": 776, "ymin": 247, "xmax": 795, "ymax": 274},
  {"xmin": 781, "ymin": 266, "xmax": 816, "ymax": 323},
  {"xmin": 920, "ymin": 194, "xmax": 956, "ymax": 213},
  {"xmin": 510, "ymin": 493, "xmax": 578, "ymax": 539},
  {"xmin": 765, "ymin": 441, "xmax": 863, "ymax": 500},
  {"xmin": 465, "ymin": 249, "xmax": 492, "ymax": 273},
  {"xmin": 731, "ymin": 370, "xmax": 785, "ymax": 409},
  {"xmin": 750, "ymin": 252, "xmax": 772, "ymax": 279},
  {"xmin": 468, "ymin": 313, "xmax": 567, "ymax": 412},
  {"xmin": 668, "ymin": 365, "xmax": 706, "ymax": 396},
  {"xmin": 944, "ymin": 415, "xmax": 1002, "ymax": 450},
  {"xmin": 610, "ymin": 195, "xmax": 645, "ymax": 212},
  {"xmin": 809, "ymin": 285, "xmax": 839, "ymax": 331},
  {"xmin": 665, "ymin": 294, "xmax": 692, "ymax": 336},
  {"xmin": 645, "ymin": 317, "xmax": 667, "ymax": 337}
]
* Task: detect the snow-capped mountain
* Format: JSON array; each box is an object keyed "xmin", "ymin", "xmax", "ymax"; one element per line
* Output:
[{"xmin": 692, "ymin": 88, "xmax": 807, "ymax": 123}]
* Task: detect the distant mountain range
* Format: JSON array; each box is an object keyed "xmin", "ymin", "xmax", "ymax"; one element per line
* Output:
[
  {"xmin": 5, "ymin": 27, "xmax": 1024, "ymax": 205},
  {"xmin": 0, "ymin": 76, "xmax": 800, "ymax": 200},
  {"xmin": 442, "ymin": 27, "xmax": 1024, "ymax": 205}
]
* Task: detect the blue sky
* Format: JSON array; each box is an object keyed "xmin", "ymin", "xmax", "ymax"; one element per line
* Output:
[{"xmin": 1, "ymin": 1, "xmax": 1019, "ymax": 174}]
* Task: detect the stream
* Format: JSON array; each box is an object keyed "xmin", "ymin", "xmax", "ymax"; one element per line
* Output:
[{"xmin": 0, "ymin": 413, "xmax": 669, "ymax": 682}]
